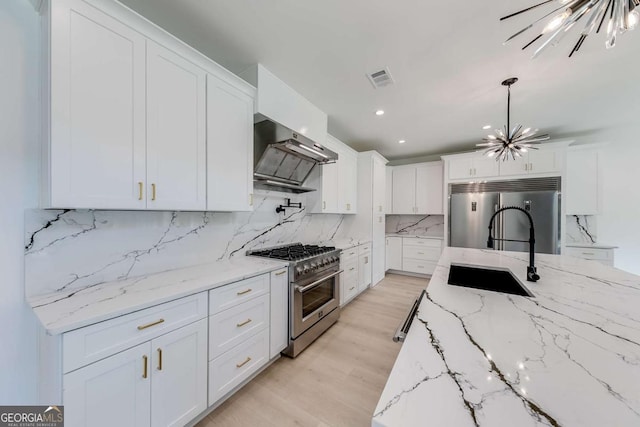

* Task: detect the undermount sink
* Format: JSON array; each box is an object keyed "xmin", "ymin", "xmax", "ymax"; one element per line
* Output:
[{"xmin": 447, "ymin": 263, "xmax": 534, "ymax": 297}]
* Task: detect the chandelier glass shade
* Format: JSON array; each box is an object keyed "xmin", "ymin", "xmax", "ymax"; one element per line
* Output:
[
  {"xmin": 477, "ymin": 78, "xmax": 550, "ymax": 161},
  {"xmin": 502, "ymin": 0, "xmax": 640, "ymax": 57}
]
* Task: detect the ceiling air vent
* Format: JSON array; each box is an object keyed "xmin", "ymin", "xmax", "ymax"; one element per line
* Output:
[{"xmin": 367, "ymin": 67, "xmax": 394, "ymax": 89}]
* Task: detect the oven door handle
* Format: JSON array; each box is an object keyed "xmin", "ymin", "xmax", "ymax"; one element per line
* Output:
[{"xmin": 295, "ymin": 270, "xmax": 343, "ymax": 293}]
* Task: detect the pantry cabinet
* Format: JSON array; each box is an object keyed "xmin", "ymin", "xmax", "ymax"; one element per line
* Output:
[{"xmin": 146, "ymin": 42, "xmax": 206, "ymax": 210}]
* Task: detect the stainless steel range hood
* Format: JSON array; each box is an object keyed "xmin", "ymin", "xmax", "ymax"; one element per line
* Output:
[{"xmin": 253, "ymin": 119, "xmax": 338, "ymax": 194}]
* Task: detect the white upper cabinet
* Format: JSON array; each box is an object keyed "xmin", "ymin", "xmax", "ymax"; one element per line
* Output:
[
  {"xmin": 415, "ymin": 162, "xmax": 444, "ymax": 215},
  {"xmin": 391, "ymin": 161, "xmax": 443, "ymax": 215},
  {"xmin": 566, "ymin": 148, "xmax": 599, "ymax": 214},
  {"xmin": 146, "ymin": 42, "xmax": 206, "ymax": 211},
  {"xmin": 46, "ymin": 0, "xmax": 147, "ymax": 209},
  {"xmin": 448, "ymin": 156, "xmax": 499, "ymax": 180},
  {"xmin": 385, "ymin": 167, "xmax": 393, "ymax": 214},
  {"xmin": 339, "ymin": 148, "xmax": 358, "ymax": 214},
  {"xmin": 241, "ymin": 64, "xmax": 328, "ymax": 145},
  {"xmin": 499, "ymin": 149, "xmax": 560, "ymax": 176},
  {"xmin": 392, "ymin": 167, "xmax": 416, "ymax": 214},
  {"xmin": 307, "ymin": 134, "xmax": 357, "ymax": 214},
  {"xmin": 206, "ymin": 74, "xmax": 255, "ymax": 212}
]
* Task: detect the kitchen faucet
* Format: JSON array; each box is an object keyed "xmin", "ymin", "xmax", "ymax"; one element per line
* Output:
[{"xmin": 487, "ymin": 206, "xmax": 540, "ymax": 282}]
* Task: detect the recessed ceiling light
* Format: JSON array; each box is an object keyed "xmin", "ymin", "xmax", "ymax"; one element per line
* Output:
[
  {"xmin": 398, "ymin": 140, "xmax": 406, "ymax": 144},
  {"xmin": 375, "ymin": 110, "xmax": 385, "ymax": 116},
  {"xmin": 482, "ymin": 125, "xmax": 492, "ymax": 130}
]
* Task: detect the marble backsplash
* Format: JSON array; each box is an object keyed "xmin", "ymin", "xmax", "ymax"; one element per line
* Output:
[
  {"xmin": 565, "ymin": 215, "xmax": 597, "ymax": 244},
  {"xmin": 25, "ymin": 191, "xmax": 359, "ymax": 298},
  {"xmin": 385, "ymin": 215, "xmax": 444, "ymax": 237}
]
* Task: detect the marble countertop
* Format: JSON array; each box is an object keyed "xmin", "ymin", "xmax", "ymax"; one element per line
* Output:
[
  {"xmin": 373, "ymin": 247, "xmax": 640, "ymax": 427},
  {"xmin": 385, "ymin": 234, "xmax": 444, "ymax": 239},
  {"xmin": 566, "ymin": 243, "xmax": 619, "ymax": 249},
  {"xmin": 29, "ymin": 256, "xmax": 288, "ymax": 335}
]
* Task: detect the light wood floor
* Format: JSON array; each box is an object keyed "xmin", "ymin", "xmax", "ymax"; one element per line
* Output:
[{"xmin": 197, "ymin": 273, "xmax": 428, "ymax": 427}]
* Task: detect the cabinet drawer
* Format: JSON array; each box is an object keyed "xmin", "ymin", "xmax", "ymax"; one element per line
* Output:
[
  {"xmin": 343, "ymin": 279, "xmax": 359, "ymax": 302},
  {"xmin": 209, "ymin": 274, "xmax": 270, "ymax": 315},
  {"xmin": 565, "ymin": 247, "xmax": 612, "ymax": 261},
  {"xmin": 403, "ymin": 246, "xmax": 441, "ymax": 262},
  {"xmin": 209, "ymin": 294, "xmax": 269, "ymax": 359},
  {"xmin": 341, "ymin": 247, "xmax": 359, "ymax": 263},
  {"xmin": 402, "ymin": 238, "xmax": 442, "ymax": 248},
  {"xmin": 63, "ymin": 292, "xmax": 207, "ymax": 373},
  {"xmin": 402, "ymin": 259, "xmax": 437, "ymax": 275},
  {"xmin": 208, "ymin": 328, "xmax": 269, "ymax": 405},
  {"xmin": 358, "ymin": 243, "xmax": 372, "ymax": 254}
]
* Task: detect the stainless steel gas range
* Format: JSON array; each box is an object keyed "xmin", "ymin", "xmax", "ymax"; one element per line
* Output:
[{"xmin": 248, "ymin": 243, "xmax": 342, "ymax": 357}]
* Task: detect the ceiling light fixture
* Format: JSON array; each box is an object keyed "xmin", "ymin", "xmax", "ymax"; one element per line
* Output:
[
  {"xmin": 375, "ymin": 110, "xmax": 385, "ymax": 116},
  {"xmin": 482, "ymin": 125, "xmax": 492, "ymax": 130},
  {"xmin": 502, "ymin": 0, "xmax": 640, "ymax": 58},
  {"xmin": 398, "ymin": 140, "xmax": 406, "ymax": 144},
  {"xmin": 476, "ymin": 77, "xmax": 550, "ymax": 161}
]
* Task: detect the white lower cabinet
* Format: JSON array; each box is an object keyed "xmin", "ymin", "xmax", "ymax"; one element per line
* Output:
[
  {"xmin": 385, "ymin": 237, "xmax": 403, "ymax": 271},
  {"xmin": 565, "ymin": 246, "xmax": 614, "ymax": 267},
  {"xmin": 208, "ymin": 329, "xmax": 269, "ymax": 405},
  {"xmin": 269, "ymin": 268, "xmax": 289, "ymax": 359},
  {"xmin": 63, "ymin": 317, "xmax": 208, "ymax": 427},
  {"xmin": 64, "ymin": 343, "xmax": 151, "ymax": 427},
  {"xmin": 340, "ymin": 243, "xmax": 372, "ymax": 306},
  {"xmin": 54, "ymin": 268, "xmax": 290, "ymax": 427}
]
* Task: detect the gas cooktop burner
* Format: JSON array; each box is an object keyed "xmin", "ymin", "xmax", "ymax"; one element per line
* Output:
[{"xmin": 249, "ymin": 244, "xmax": 336, "ymax": 261}]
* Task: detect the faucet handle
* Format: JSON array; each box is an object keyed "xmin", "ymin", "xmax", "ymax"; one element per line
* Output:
[{"xmin": 527, "ymin": 266, "xmax": 540, "ymax": 282}]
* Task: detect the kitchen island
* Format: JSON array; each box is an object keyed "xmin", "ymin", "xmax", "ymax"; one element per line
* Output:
[{"xmin": 373, "ymin": 247, "xmax": 640, "ymax": 427}]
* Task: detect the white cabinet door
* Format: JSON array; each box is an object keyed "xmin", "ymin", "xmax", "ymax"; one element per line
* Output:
[
  {"xmin": 385, "ymin": 237, "xmax": 403, "ymax": 271},
  {"xmin": 150, "ymin": 319, "xmax": 207, "ymax": 427},
  {"xmin": 415, "ymin": 162, "xmax": 443, "ymax": 215},
  {"xmin": 358, "ymin": 250, "xmax": 372, "ymax": 292},
  {"xmin": 372, "ymin": 214, "xmax": 386, "ymax": 285},
  {"xmin": 386, "ymin": 167, "xmax": 393, "ymax": 214},
  {"xmin": 528, "ymin": 150, "xmax": 558, "ymax": 174},
  {"xmin": 392, "ymin": 168, "xmax": 416, "ymax": 214},
  {"xmin": 498, "ymin": 156, "xmax": 528, "ymax": 176},
  {"xmin": 448, "ymin": 158, "xmax": 474, "ymax": 180},
  {"xmin": 473, "ymin": 157, "xmax": 500, "ymax": 178},
  {"xmin": 49, "ymin": 0, "xmax": 146, "ymax": 209},
  {"xmin": 339, "ymin": 150, "xmax": 358, "ymax": 214},
  {"xmin": 207, "ymin": 74, "xmax": 255, "ymax": 211},
  {"xmin": 566, "ymin": 150, "xmax": 598, "ymax": 214},
  {"xmin": 146, "ymin": 42, "xmax": 206, "ymax": 211},
  {"xmin": 319, "ymin": 137, "xmax": 340, "ymax": 213},
  {"xmin": 63, "ymin": 343, "xmax": 151, "ymax": 427},
  {"xmin": 372, "ymin": 157, "xmax": 386, "ymax": 214},
  {"xmin": 270, "ymin": 268, "xmax": 289, "ymax": 359}
]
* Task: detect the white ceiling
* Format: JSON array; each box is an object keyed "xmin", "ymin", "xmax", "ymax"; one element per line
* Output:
[{"xmin": 120, "ymin": 0, "xmax": 640, "ymax": 161}]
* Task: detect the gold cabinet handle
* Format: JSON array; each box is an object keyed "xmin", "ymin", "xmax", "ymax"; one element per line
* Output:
[
  {"xmin": 275, "ymin": 270, "xmax": 287, "ymax": 276},
  {"xmin": 157, "ymin": 348, "xmax": 162, "ymax": 371},
  {"xmin": 142, "ymin": 355, "xmax": 148, "ymax": 379},
  {"xmin": 236, "ymin": 318, "xmax": 252, "ymax": 327},
  {"xmin": 137, "ymin": 318, "xmax": 165, "ymax": 331},
  {"xmin": 138, "ymin": 182, "xmax": 143, "ymax": 200},
  {"xmin": 151, "ymin": 183, "xmax": 156, "ymax": 201},
  {"xmin": 323, "ymin": 201, "xmax": 326, "ymax": 210},
  {"xmin": 236, "ymin": 288, "xmax": 252, "ymax": 296},
  {"xmin": 365, "ymin": 256, "xmax": 369, "ymax": 264},
  {"xmin": 249, "ymin": 193, "xmax": 253, "ymax": 206},
  {"xmin": 349, "ymin": 286, "xmax": 355, "ymax": 291},
  {"xmin": 349, "ymin": 267, "xmax": 356, "ymax": 271},
  {"xmin": 236, "ymin": 356, "xmax": 251, "ymax": 368}
]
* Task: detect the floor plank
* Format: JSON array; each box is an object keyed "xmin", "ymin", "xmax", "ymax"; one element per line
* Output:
[{"xmin": 198, "ymin": 273, "xmax": 428, "ymax": 427}]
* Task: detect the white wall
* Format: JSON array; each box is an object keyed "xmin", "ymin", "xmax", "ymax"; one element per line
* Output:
[
  {"xmin": 0, "ymin": 0, "xmax": 40, "ymax": 404},
  {"xmin": 598, "ymin": 138, "xmax": 640, "ymax": 275}
]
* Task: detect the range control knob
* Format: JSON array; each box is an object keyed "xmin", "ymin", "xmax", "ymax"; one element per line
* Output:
[
  {"xmin": 296, "ymin": 266, "xmax": 304, "ymax": 275},
  {"xmin": 310, "ymin": 262, "xmax": 317, "ymax": 270},
  {"xmin": 303, "ymin": 263, "xmax": 310, "ymax": 273}
]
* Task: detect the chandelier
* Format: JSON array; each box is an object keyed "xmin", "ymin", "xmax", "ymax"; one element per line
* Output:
[
  {"xmin": 502, "ymin": 0, "xmax": 640, "ymax": 57},
  {"xmin": 477, "ymin": 78, "xmax": 550, "ymax": 161}
]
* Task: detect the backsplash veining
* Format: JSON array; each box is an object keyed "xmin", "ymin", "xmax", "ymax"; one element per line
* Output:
[
  {"xmin": 25, "ymin": 191, "xmax": 356, "ymax": 298},
  {"xmin": 385, "ymin": 215, "xmax": 444, "ymax": 237},
  {"xmin": 565, "ymin": 215, "xmax": 597, "ymax": 244}
]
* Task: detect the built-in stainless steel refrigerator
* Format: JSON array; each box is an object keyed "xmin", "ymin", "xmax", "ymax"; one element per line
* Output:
[{"xmin": 449, "ymin": 177, "xmax": 561, "ymax": 254}]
